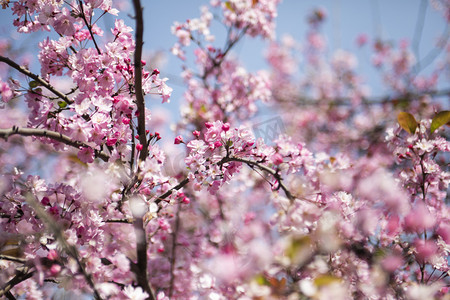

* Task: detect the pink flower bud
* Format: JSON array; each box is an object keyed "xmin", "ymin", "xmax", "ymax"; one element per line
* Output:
[
  {"xmin": 41, "ymin": 196, "xmax": 50, "ymax": 206},
  {"xmin": 174, "ymin": 135, "xmax": 184, "ymax": 144},
  {"xmin": 106, "ymin": 137, "xmax": 117, "ymax": 146},
  {"xmin": 49, "ymin": 206, "xmax": 59, "ymax": 215},
  {"xmin": 50, "ymin": 264, "xmax": 61, "ymax": 276},
  {"xmin": 122, "ymin": 117, "xmax": 130, "ymax": 125},
  {"xmin": 222, "ymin": 123, "xmax": 230, "ymax": 131},
  {"xmin": 214, "ymin": 141, "xmax": 222, "ymax": 148},
  {"xmin": 136, "ymin": 144, "xmax": 143, "ymax": 151},
  {"xmin": 47, "ymin": 249, "xmax": 58, "ymax": 260}
]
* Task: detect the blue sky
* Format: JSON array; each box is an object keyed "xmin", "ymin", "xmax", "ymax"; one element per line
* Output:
[
  {"xmin": 140, "ymin": 0, "xmax": 448, "ymax": 121},
  {"xmin": 0, "ymin": 0, "xmax": 447, "ymax": 125}
]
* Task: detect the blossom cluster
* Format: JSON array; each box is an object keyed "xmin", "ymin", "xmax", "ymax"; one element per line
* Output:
[{"xmin": 0, "ymin": 0, "xmax": 448, "ymax": 299}]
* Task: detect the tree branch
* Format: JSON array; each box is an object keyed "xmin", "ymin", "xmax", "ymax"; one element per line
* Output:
[
  {"xmin": 168, "ymin": 203, "xmax": 181, "ymax": 298},
  {"xmin": 132, "ymin": 0, "xmax": 148, "ymax": 161},
  {"xmin": 0, "ymin": 267, "xmax": 34, "ymax": 298},
  {"xmin": 131, "ymin": 217, "xmax": 155, "ymax": 300},
  {"xmin": 282, "ymin": 88, "xmax": 450, "ymax": 107},
  {"xmin": 221, "ymin": 156, "xmax": 295, "ymax": 201},
  {"xmin": 0, "ymin": 126, "xmax": 109, "ymax": 162},
  {"xmin": 0, "ymin": 55, "xmax": 73, "ymax": 105},
  {"xmin": 154, "ymin": 178, "xmax": 190, "ymax": 205},
  {"xmin": 105, "ymin": 218, "xmax": 133, "ymax": 224},
  {"xmin": 0, "ymin": 255, "xmax": 27, "ymax": 264},
  {"xmin": 78, "ymin": 0, "xmax": 101, "ymax": 55}
]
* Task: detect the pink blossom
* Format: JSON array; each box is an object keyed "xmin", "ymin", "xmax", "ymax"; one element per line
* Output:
[
  {"xmin": 53, "ymin": 8, "xmax": 76, "ymax": 36},
  {"xmin": 77, "ymin": 147, "xmax": 95, "ymax": 163},
  {"xmin": 356, "ymin": 33, "xmax": 368, "ymax": 47},
  {"xmin": 174, "ymin": 135, "xmax": 184, "ymax": 144},
  {"xmin": 0, "ymin": 80, "xmax": 13, "ymax": 103},
  {"xmin": 414, "ymin": 239, "xmax": 438, "ymax": 262}
]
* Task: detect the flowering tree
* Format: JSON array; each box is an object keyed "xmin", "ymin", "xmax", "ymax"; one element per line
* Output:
[{"xmin": 0, "ymin": 0, "xmax": 449, "ymax": 299}]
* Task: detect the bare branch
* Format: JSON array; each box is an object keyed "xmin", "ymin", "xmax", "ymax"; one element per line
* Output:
[
  {"xmin": 131, "ymin": 217, "xmax": 156, "ymax": 300},
  {"xmin": 221, "ymin": 156, "xmax": 295, "ymax": 201},
  {"xmin": 168, "ymin": 203, "xmax": 181, "ymax": 298},
  {"xmin": 78, "ymin": 0, "xmax": 101, "ymax": 55},
  {"xmin": 0, "ymin": 55, "xmax": 73, "ymax": 105},
  {"xmin": 105, "ymin": 218, "xmax": 133, "ymax": 223},
  {"xmin": 0, "ymin": 267, "xmax": 34, "ymax": 298},
  {"xmin": 0, "ymin": 255, "xmax": 27, "ymax": 264},
  {"xmin": 0, "ymin": 126, "xmax": 109, "ymax": 162},
  {"xmin": 155, "ymin": 178, "xmax": 190, "ymax": 205},
  {"xmin": 132, "ymin": 0, "xmax": 148, "ymax": 161}
]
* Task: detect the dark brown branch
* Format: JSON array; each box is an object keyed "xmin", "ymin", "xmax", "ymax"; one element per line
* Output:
[
  {"xmin": 127, "ymin": 2, "xmax": 156, "ymax": 299},
  {"xmin": 78, "ymin": 0, "xmax": 101, "ymax": 55},
  {"xmin": 168, "ymin": 204, "xmax": 181, "ymax": 298},
  {"xmin": 412, "ymin": 0, "xmax": 427, "ymax": 72},
  {"xmin": 0, "ymin": 126, "xmax": 109, "ymax": 162},
  {"xmin": 0, "ymin": 255, "xmax": 27, "ymax": 264},
  {"xmin": 221, "ymin": 156, "xmax": 295, "ymax": 201},
  {"xmin": 155, "ymin": 178, "xmax": 190, "ymax": 205},
  {"xmin": 0, "ymin": 267, "xmax": 34, "ymax": 298},
  {"xmin": 0, "ymin": 55, "xmax": 73, "ymax": 105},
  {"xmin": 105, "ymin": 218, "xmax": 134, "ymax": 223},
  {"xmin": 132, "ymin": 0, "xmax": 148, "ymax": 161},
  {"xmin": 131, "ymin": 217, "xmax": 155, "ymax": 300},
  {"xmin": 5, "ymin": 291, "xmax": 16, "ymax": 300}
]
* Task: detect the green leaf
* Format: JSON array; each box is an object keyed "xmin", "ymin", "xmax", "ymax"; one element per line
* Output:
[
  {"xmin": 430, "ymin": 111, "xmax": 450, "ymax": 134},
  {"xmin": 314, "ymin": 275, "xmax": 341, "ymax": 287},
  {"xmin": 28, "ymin": 81, "xmax": 39, "ymax": 88},
  {"xmin": 225, "ymin": 1, "xmax": 235, "ymax": 12},
  {"xmin": 254, "ymin": 274, "xmax": 269, "ymax": 286},
  {"xmin": 397, "ymin": 112, "xmax": 418, "ymax": 134},
  {"xmin": 285, "ymin": 236, "xmax": 311, "ymax": 261},
  {"xmin": 57, "ymin": 101, "xmax": 67, "ymax": 108}
]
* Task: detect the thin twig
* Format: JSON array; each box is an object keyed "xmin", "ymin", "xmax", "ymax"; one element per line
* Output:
[
  {"xmin": 154, "ymin": 178, "xmax": 190, "ymax": 205},
  {"xmin": 105, "ymin": 218, "xmax": 133, "ymax": 223},
  {"xmin": 0, "ymin": 255, "xmax": 27, "ymax": 264},
  {"xmin": 0, "ymin": 267, "xmax": 34, "ymax": 298},
  {"xmin": 0, "ymin": 55, "xmax": 73, "ymax": 105},
  {"xmin": 0, "ymin": 126, "xmax": 109, "ymax": 162},
  {"xmin": 221, "ymin": 156, "xmax": 295, "ymax": 201},
  {"xmin": 78, "ymin": 0, "xmax": 101, "ymax": 54}
]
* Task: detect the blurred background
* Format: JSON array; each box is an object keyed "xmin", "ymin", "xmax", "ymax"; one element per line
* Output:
[{"xmin": 0, "ymin": 0, "xmax": 447, "ymax": 132}]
